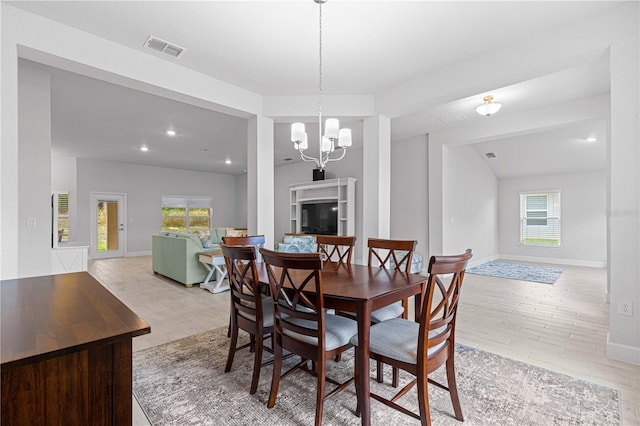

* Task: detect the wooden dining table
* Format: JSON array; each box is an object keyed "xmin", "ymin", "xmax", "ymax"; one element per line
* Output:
[{"xmin": 257, "ymin": 260, "xmax": 427, "ymax": 426}]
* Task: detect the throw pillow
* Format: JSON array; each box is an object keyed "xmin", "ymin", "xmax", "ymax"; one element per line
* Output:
[
  {"xmin": 226, "ymin": 228, "xmax": 247, "ymax": 237},
  {"xmin": 202, "ymin": 237, "xmax": 213, "ymax": 248}
]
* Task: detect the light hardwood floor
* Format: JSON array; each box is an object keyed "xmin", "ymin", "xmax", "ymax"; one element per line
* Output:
[{"xmin": 88, "ymin": 256, "xmax": 639, "ymax": 425}]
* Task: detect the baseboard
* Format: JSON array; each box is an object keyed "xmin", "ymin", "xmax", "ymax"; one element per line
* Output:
[
  {"xmin": 499, "ymin": 254, "xmax": 606, "ymax": 268},
  {"xmin": 126, "ymin": 251, "xmax": 152, "ymax": 257},
  {"xmin": 468, "ymin": 254, "xmax": 500, "ymax": 269},
  {"xmin": 607, "ymin": 334, "xmax": 640, "ymax": 365}
]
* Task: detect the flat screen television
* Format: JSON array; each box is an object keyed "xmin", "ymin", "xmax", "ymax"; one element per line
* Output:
[{"xmin": 301, "ymin": 201, "xmax": 338, "ymax": 235}]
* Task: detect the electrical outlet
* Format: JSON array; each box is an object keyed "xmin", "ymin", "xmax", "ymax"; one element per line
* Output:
[{"xmin": 618, "ymin": 300, "xmax": 633, "ymax": 316}]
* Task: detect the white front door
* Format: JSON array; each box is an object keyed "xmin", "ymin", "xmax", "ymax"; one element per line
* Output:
[{"xmin": 91, "ymin": 192, "xmax": 126, "ymax": 259}]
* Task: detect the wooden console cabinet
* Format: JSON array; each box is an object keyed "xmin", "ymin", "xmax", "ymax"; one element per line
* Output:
[{"xmin": 1, "ymin": 272, "xmax": 150, "ymax": 425}]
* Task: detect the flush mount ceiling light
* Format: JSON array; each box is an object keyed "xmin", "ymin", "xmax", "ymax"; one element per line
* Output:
[
  {"xmin": 585, "ymin": 137, "xmax": 597, "ymax": 143},
  {"xmin": 166, "ymin": 129, "xmax": 176, "ymax": 137},
  {"xmin": 140, "ymin": 145, "xmax": 149, "ymax": 152},
  {"xmin": 475, "ymin": 95, "xmax": 502, "ymax": 117},
  {"xmin": 290, "ymin": 0, "xmax": 352, "ymax": 173}
]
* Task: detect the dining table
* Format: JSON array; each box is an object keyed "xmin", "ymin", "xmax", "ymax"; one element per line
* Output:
[{"xmin": 256, "ymin": 260, "xmax": 427, "ymax": 426}]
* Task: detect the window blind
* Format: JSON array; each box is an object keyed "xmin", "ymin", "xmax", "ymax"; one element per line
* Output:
[
  {"xmin": 520, "ymin": 191, "xmax": 561, "ymax": 246},
  {"xmin": 161, "ymin": 196, "xmax": 213, "ymax": 209}
]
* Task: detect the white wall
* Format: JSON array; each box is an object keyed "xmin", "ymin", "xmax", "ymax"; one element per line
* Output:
[
  {"xmin": 391, "ymin": 134, "xmax": 429, "ymax": 258},
  {"xmin": 442, "ymin": 145, "xmax": 499, "ymax": 264},
  {"xmin": 273, "ymin": 131, "xmax": 431, "ymax": 266},
  {"xmin": 274, "ymin": 146, "xmax": 365, "ymax": 260},
  {"xmin": 499, "ymin": 171, "xmax": 607, "ymax": 266},
  {"xmin": 18, "ymin": 65, "xmax": 52, "ymax": 277},
  {"xmin": 235, "ymin": 172, "xmax": 248, "ymax": 230},
  {"xmin": 75, "ymin": 159, "xmax": 240, "ymax": 256}
]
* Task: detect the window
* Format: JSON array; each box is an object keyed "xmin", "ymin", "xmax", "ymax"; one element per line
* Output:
[
  {"xmin": 161, "ymin": 196, "xmax": 213, "ymax": 234},
  {"xmin": 52, "ymin": 191, "xmax": 70, "ymax": 247},
  {"xmin": 520, "ymin": 191, "xmax": 561, "ymax": 246}
]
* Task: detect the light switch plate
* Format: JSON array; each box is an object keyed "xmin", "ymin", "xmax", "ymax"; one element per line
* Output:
[{"xmin": 26, "ymin": 217, "xmax": 37, "ymax": 228}]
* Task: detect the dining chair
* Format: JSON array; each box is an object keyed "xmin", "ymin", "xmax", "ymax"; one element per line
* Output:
[
  {"xmin": 221, "ymin": 235, "xmax": 266, "ymax": 337},
  {"xmin": 222, "ymin": 234, "xmax": 266, "ymax": 261},
  {"xmin": 259, "ymin": 248, "xmax": 358, "ymax": 426},
  {"xmin": 350, "ymin": 249, "xmax": 473, "ymax": 426},
  {"xmin": 316, "ymin": 235, "xmax": 356, "ymax": 264},
  {"xmin": 367, "ymin": 238, "xmax": 417, "ymax": 384},
  {"xmin": 220, "ymin": 243, "xmax": 273, "ymax": 395}
]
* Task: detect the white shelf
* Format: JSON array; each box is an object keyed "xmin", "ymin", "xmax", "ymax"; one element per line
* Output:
[{"xmin": 289, "ymin": 177, "xmax": 356, "ymax": 236}]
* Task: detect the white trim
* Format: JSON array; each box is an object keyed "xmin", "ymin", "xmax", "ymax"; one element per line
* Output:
[
  {"xmin": 500, "ymin": 254, "xmax": 606, "ymax": 268},
  {"xmin": 607, "ymin": 333, "xmax": 640, "ymax": 365}
]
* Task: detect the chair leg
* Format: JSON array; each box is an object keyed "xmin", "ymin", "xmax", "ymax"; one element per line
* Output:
[
  {"xmin": 315, "ymin": 359, "xmax": 326, "ymax": 426},
  {"xmin": 376, "ymin": 360, "xmax": 384, "ymax": 383},
  {"xmin": 354, "ymin": 348, "xmax": 361, "ymax": 417},
  {"xmin": 249, "ymin": 332, "xmax": 264, "ymax": 395},
  {"xmin": 267, "ymin": 339, "xmax": 283, "ymax": 409},
  {"xmin": 416, "ymin": 367, "xmax": 432, "ymax": 426},
  {"xmin": 224, "ymin": 320, "xmax": 238, "ymax": 373},
  {"xmin": 392, "ymin": 366, "xmax": 399, "ymax": 388},
  {"xmin": 446, "ymin": 357, "xmax": 464, "ymax": 421},
  {"xmin": 249, "ymin": 333, "xmax": 256, "ymax": 353}
]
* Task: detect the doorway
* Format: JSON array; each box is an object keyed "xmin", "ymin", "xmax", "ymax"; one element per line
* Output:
[{"xmin": 91, "ymin": 192, "xmax": 126, "ymax": 258}]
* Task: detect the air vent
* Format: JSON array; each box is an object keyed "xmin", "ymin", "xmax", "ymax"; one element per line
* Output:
[
  {"xmin": 439, "ymin": 113, "xmax": 467, "ymax": 125},
  {"xmin": 485, "ymin": 152, "xmax": 496, "ymax": 159},
  {"xmin": 144, "ymin": 35, "xmax": 186, "ymax": 58}
]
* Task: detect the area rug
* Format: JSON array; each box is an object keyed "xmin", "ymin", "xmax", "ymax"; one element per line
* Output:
[
  {"xmin": 466, "ymin": 260, "xmax": 563, "ymax": 284},
  {"xmin": 132, "ymin": 327, "xmax": 620, "ymax": 426}
]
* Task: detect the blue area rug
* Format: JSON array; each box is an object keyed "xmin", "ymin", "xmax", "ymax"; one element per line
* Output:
[{"xmin": 466, "ymin": 260, "xmax": 563, "ymax": 284}]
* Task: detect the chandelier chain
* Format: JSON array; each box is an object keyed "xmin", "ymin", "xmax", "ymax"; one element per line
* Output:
[{"xmin": 318, "ymin": 1, "xmax": 323, "ymax": 148}]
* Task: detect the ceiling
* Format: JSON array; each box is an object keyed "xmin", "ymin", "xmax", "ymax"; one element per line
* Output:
[{"xmin": 12, "ymin": 1, "xmax": 614, "ymax": 177}]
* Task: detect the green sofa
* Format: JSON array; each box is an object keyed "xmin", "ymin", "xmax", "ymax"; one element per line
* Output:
[{"xmin": 151, "ymin": 228, "xmax": 228, "ymax": 287}]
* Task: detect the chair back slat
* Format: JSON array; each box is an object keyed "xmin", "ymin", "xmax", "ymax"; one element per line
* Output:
[
  {"xmin": 367, "ymin": 238, "xmax": 417, "ymax": 272},
  {"xmin": 418, "ymin": 249, "xmax": 472, "ymax": 355},
  {"xmin": 316, "ymin": 235, "xmax": 356, "ymax": 264},
  {"xmin": 221, "ymin": 244, "xmax": 262, "ymax": 324},
  {"xmin": 260, "ymin": 249, "xmax": 326, "ymax": 345}
]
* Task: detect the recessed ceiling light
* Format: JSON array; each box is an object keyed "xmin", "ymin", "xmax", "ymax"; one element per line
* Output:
[
  {"xmin": 166, "ymin": 129, "xmax": 176, "ymax": 137},
  {"xmin": 585, "ymin": 137, "xmax": 597, "ymax": 143},
  {"xmin": 225, "ymin": 159, "xmax": 232, "ymax": 164},
  {"xmin": 140, "ymin": 145, "xmax": 149, "ymax": 152}
]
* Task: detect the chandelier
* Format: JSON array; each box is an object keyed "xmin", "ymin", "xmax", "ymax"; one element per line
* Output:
[
  {"xmin": 475, "ymin": 95, "xmax": 502, "ymax": 117},
  {"xmin": 291, "ymin": 0, "xmax": 352, "ymax": 173}
]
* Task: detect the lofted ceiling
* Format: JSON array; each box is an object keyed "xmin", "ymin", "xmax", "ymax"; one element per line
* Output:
[{"xmin": 11, "ymin": 1, "xmax": 614, "ymax": 177}]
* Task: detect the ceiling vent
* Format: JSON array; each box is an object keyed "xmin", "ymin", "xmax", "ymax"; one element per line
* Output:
[
  {"xmin": 144, "ymin": 35, "xmax": 186, "ymax": 59},
  {"xmin": 485, "ymin": 152, "xmax": 497, "ymax": 159},
  {"xmin": 439, "ymin": 113, "xmax": 466, "ymax": 125}
]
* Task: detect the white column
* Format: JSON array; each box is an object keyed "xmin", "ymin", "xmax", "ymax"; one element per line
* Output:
[
  {"xmin": 606, "ymin": 1, "xmax": 640, "ymax": 364},
  {"xmin": 362, "ymin": 115, "xmax": 391, "ymax": 254},
  {"xmin": 247, "ymin": 115, "xmax": 275, "ymax": 249},
  {"xmin": 18, "ymin": 66, "xmax": 53, "ymax": 277},
  {"xmin": 427, "ymin": 135, "xmax": 444, "ymax": 257},
  {"xmin": 1, "ymin": 5, "xmax": 20, "ymax": 279}
]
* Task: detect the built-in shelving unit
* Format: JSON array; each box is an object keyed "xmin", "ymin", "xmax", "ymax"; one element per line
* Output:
[{"xmin": 289, "ymin": 177, "xmax": 356, "ymax": 236}]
